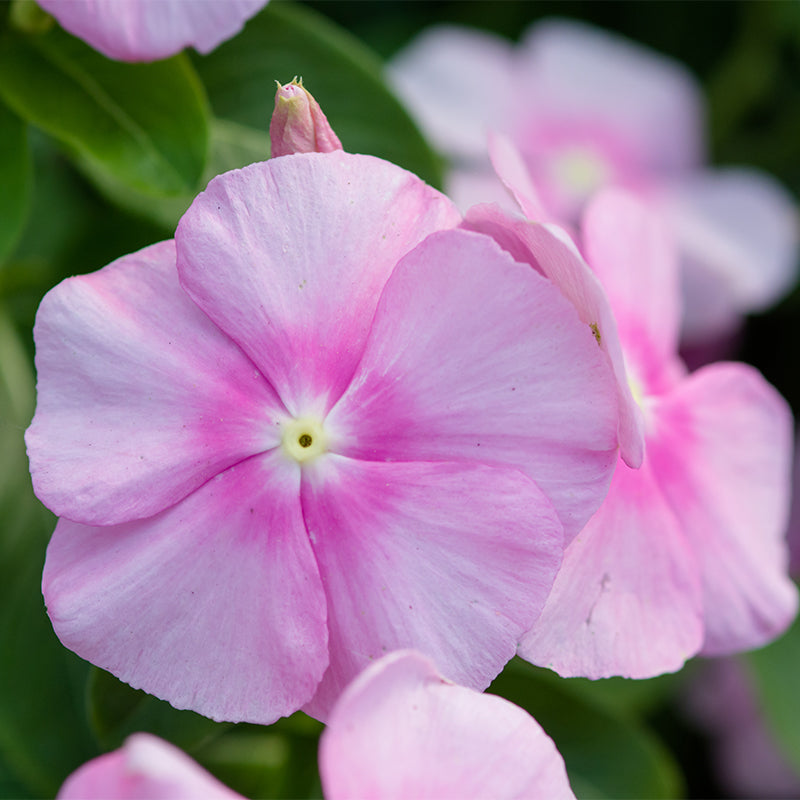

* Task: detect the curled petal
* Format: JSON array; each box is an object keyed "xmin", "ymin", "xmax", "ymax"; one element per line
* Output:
[
  {"xmin": 26, "ymin": 240, "xmax": 283, "ymax": 526},
  {"xmin": 43, "ymin": 452, "xmax": 328, "ymax": 724},
  {"xmin": 320, "ymin": 651, "xmax": 575, "ymax": 800},
  {"xmin": 301, "ymin": 456, "xmax": 563, "ymax": 719}
]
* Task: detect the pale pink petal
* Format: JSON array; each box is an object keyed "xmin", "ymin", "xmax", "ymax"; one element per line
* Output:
[
  {"xmin": 658, "ymin": 169, "xmax": 800, "ymax": 343},
  {"xmin": 58, "ymin": 733, "xmax": 241, "ymax": 799},
  {"xmin": 176, "ymin": 153, "xmax": 460, "ymax": 417},
  {"xmin": 648, "ymin": 363, "xmax": 798, "ymax": 654},
  {"xmin": 328, "ymin": 228, "xmax": 618, "ymax": 541},
  {"xmin": 43, "ymin": 452, "xmax": 327, "ymax": 724},
  {"xmin": 519, "ymin": 457, "xmax": 704, "ymax": 678},
  {"xmin": 516, "ymin": 18, "xmax": 704, "ymax": 175},
  {"xmin": 39, "ymin": 0, "xmax": 268, "ymax": 62},
  {"xmin": 320, "ymin": 651, "xmax": 575, "ymax": 800},
  {"xmin": 300, "ymin": 456, "xmax": 563, "ymax": 720},
  {"xmin": 388, "ymin": 26, "xmax": 516, "ymax": 161},
  {"xmin": 461, "ymin": 205, "xmax": 644, "ymax": 469},
  {"xmin": 445, "ymin": 165, "xmax": 519, "ymax": 216},
  {"xmin": 26, "ymin": 240, "xmax": 283, "ymax": 526},
  {"xmin": 582, "ymin": 189, "xmax": 682, "ymax": 367}
]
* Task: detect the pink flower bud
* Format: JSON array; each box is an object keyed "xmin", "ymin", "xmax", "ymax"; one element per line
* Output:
[{"xmin": 269, "ymin": 78, "xmax": 343, "ymax": 157}]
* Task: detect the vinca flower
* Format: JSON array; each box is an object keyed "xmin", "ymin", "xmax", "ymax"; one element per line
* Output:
[
  {"xmin": 27, "ymin": 150, "xmax": 618, "ymax": 723},
  {"xmin": 465, "ymin": 186, "xmax": 797, "ymax": 676},
  {"xmin": 37, "ymin": 0, "xmax": 268, "ymax": 62},
  {"xmin": 390, "ymin": 19, "xmax": 799, "ymax": 344},
  {"xmin": 57, "ymin": 652, "xmax": 575, "ymax": 800}
]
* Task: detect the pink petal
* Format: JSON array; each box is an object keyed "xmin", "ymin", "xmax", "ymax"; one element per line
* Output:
[
  {"xmin": 581, "ymin": 189, "xmax": 682, "ymax": 368},
  {"xmin": 388, "ymin": 26, "xmax": 516, "ymax": 161},
  {"xmin": 519, "ymin": 457, "xmax": 704, "ymax": 678},
  {"xmin": 26, "ymin": 240, "xmax": 283, "ymax": 526},
  {"xmin": 517, "ymin": 18, "xmax": 704, "ymax": 175},
  {"xmin": 43, "ymin": 452, "xmax": 327, "ymax": 724},
  {"xmin": 58, "ymin": 733, "xmax": 241, "ymax": 800},
  {"xmin": 488, "ymin": 131, "xmax": 551, "ymax": 222},
  {"xmin": 659, "ymin": 169, "xmax": 800, "ymax": 343},
  {"xmin": 649, "ymin": 363, "xmax": 798, "ymax": 654},
  {"xmin": 461, "ymin": 205, "xmax": 644, "ymax": 470},
  {"xmin": 320, "ymin": 651, "xmax": 575, "ymax": 800},
  {"xmin": 327, "ymin": 228, "xmax": 618, "ymax": 541},
  {"xmin": 176, "ymin": 153, "xmax": 460, "ymax": 417},
  {"xmin": 38, "ymin": 0, "xmax": 268, "ymax": 62},
  {"xmin": 300, "ymin": 456, "xmax": 564, "ymax": 720}
]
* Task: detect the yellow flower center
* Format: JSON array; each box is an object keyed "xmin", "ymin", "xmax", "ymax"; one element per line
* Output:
[{"xmin": 281, "ymin": 417, "xmax": 328, "ymax": 463}]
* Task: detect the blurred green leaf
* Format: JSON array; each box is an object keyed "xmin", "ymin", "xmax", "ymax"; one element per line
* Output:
[
  {"xmin": 195, "ymin": 716, "xmax": 323, "ymax": 800},
  {"xmin": 87, "ymin": 666, "xmax": 231, "ymax": 754},
  {"xmin": 745, "ymin": 611, "xmax": 800, "ymax": 776},
  {"xmin": 77, "ymin": 117, "xmax": 271, "ymax": 230},
  {"xmin": 194, "ymin": 1, "xmax": 443, "ymax": 188},
  {"xmin": 0, "ymin": 100, "xmax": 31, "ymax": 264},
  {"xmin": 0, "ymin": 23, "xmax": 209, "ymax": 195},
  {"xmin": 0, "ymin": 308, "xmax": 97, "ymax": 797},
  {"xmin": 491, "ymin": 660, "xmax": 683, "ymax": 800}
]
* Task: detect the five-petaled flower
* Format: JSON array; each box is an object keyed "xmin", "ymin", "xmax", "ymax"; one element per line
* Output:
[{"xmin": 27, "ymin": 150, "xmax": 619, "ymax": 723}]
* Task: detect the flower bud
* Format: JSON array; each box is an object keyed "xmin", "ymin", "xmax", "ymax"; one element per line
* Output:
[{"xmin": 269, "ymin": 77, "xmax": 343, "ymax": 157}]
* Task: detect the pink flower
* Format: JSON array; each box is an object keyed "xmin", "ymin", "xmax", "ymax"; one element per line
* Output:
[
  {"xmin": 496, "ymin": 189, "xmax": 797, "ymax": 677},
  {"xmin": 27, "ymin": 151, "xmax": 619, "ymax": 723},
  {"xmin": 320, "ymin": 650, "xmax": 575, "ymax": 800},
  {"xmin": 390, "ymin": 19, "xmax": 799, "ymax": 343},
  {"xmin": 58, "ymin": 652, "xmax": 575, "ymax": 800},
  {"xmin": 37, "ymin": 0, "xmax": 268, "ymax": 62}
]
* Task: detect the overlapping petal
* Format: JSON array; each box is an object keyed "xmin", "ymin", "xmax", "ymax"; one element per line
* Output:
[
  {"xmin": 460, "ymin": 205, "xmax": 644, "ymax": 469},
  {"xmin": 519, "ymin": 458, "xmax": 703, "ymax": 678},
  {"xmin": 26, "ymin": 240, "xmax": 283, "ymax": 526},
  {"xmin": 300, "ymin": 456, "xmax": 563, "ymax": 719},
  {"xmin": 328, "ymin": 228, "xmax": 618, "ymax": 539},
  {"xmin": 648, "ymin": 363, "xmax": 798, "ymax": 654},
  {"xmin": 320, "ymin": 651, "xmax": 575, "ymax": 800},
  {"xmin": 43, "ymin": 452, "xmax": 327, "ymax": 724},
  {"xmin": 176, "ymin": 153, "xmax": 460, "ymax": 417},
  {"xmin": 57, "ymin": 733, "xmax": 240, "ymax": 800},
  {"xmin": 38, "ymin": 0, "xmax": 268, "ymax": 62}
]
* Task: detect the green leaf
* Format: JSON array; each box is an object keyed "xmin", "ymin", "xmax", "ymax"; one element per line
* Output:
[
  {"xmin": 0, "ymin": 308, "xmax": 98, "ymax": 797},
  {"xmin": 491, "ymin": 660, "xmax": 684, "ymax": 800},
  {"xmin": 87, "ymin": 666, "xmax": 231, "ymax": 754},
  {"xmin": 194, "ymin": 1, "xmax": 443, "ymax": 188},
  {"xmin": 745, "ymin": 610, "xmax": 800, "ymax": 777},
  {"xmin": 0, "ymin": 24, "xmax": 209, "ymax": 195},
  {"xmin": 0, "ymin": 100, "xmax": 31, "ymax": 264}
]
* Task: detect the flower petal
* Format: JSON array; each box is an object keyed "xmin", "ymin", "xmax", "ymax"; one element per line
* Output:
[
  {"xmin": 462, "ymin": 204, "xmax": 645, "ymax": 469},
  {"xmin": 300, "ymin": 455, "xmax": 563, "ymax": 720},
  {"xmin": 388, "ymin": 26, "xmax": 517, "ymax": 161},
  {"xmin": 328, "ymin": 228, "xmax": 618, "ymax": 540},
  {"xmin": 519, "ymin": 458, "xmax": 704, "ymax": 678},
  {"xmin": 176, "ymin": 153, "xmax": 460, "ymax": 416},
  {"xmin": 58, "ymin": 733, "xmax": 241, "ymax": 800},
  {"xmin": 648, "ymin": 363, "xmax": 798, "ymax": 654},
  {"xmin": 43, "ymin": 452, "xmax": 327, "ymax": 724},
  {"xmin": 39, "ymin": 0, "xmax": 268, "ymax": 62},
  {"xmin": 320, "ymin": 651, "xmax": 575, "ymax": 800},
  {"xmin": 26, "ymin": 240, "xmax": 283, "ymax": 526},
  {"xmin": 659, "ymin": 168, "xmax": 800, "ymax": 342}
]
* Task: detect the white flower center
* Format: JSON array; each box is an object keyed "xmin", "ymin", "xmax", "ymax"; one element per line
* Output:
[
  {"xmin": 281, "ymin": 416, "xmax": 328, "ymax": 463},
  {"xmin": 554, "ymin": 147, "xmax": 610, "ymax": 200}
]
